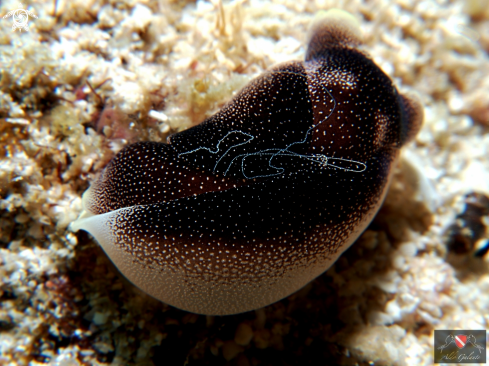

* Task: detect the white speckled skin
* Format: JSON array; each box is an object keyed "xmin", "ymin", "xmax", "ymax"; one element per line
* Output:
[
  {"xmin": 72, "ymin": 9, "xmax": 422, "ymax": 315},
  {"xmin": 72, "ymin": 196, "xmax": 384, "ymax": 315}
]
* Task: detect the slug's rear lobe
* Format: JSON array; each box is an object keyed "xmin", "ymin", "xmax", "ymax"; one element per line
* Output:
[
  {"xmin": 399, "ymin": 93, "xmax": 423, "ymax": 144},
  {"xmin": 72, "ymin": 9, "xmax": 423, "ymax": 315}
]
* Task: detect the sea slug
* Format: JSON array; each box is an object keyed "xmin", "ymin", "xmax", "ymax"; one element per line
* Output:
[{"xmin": 71, "ymin": 9, "xmax": 423, "ymax": 315}]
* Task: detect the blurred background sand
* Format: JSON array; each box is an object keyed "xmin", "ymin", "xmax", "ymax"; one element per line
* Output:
[{"xmin": 1, "ymin": 0, "xmax": 489, "ymax": 365}]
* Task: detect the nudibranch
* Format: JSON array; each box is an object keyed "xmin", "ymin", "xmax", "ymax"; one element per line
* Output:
[{"xmin": 72, "ymin": 9, "xmax": 422, "ymax": 315}]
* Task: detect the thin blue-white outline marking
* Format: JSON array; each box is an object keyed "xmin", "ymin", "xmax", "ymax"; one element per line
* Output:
[{"xmin": 178, "ymin": 71, "xmax": 367, "ymax": 179}]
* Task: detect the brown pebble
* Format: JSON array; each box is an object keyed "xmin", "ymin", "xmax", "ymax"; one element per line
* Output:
[
  {"xmin": 222, "ymin": 340, "xmax": 244, "ymax": 361},
  {"xmin": 235, "ymin": 322, "xmax": 254, "ymax": 346},
  {"xmin": 253, "ymin": 329, "xmax": 271, "ymax": 349}
]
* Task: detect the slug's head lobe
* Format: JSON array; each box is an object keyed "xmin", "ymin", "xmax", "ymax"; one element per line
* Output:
[
  {"xmin": 306, "ymin": 9, "xmax": 363, "ymax": 62},
  {"xmin": 306, "ymin": 8, "xmax": 423, "ymax": 153}
]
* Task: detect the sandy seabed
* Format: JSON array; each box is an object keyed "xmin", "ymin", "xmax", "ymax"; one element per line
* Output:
[{"xmin": 1, "ymin": 0, "xmax": 489, "ymax": 365}]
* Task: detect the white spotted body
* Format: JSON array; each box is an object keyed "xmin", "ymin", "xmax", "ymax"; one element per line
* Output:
[{"xmin": 72, "ymin": 9, "xmax": 422, "ymax": 315}]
